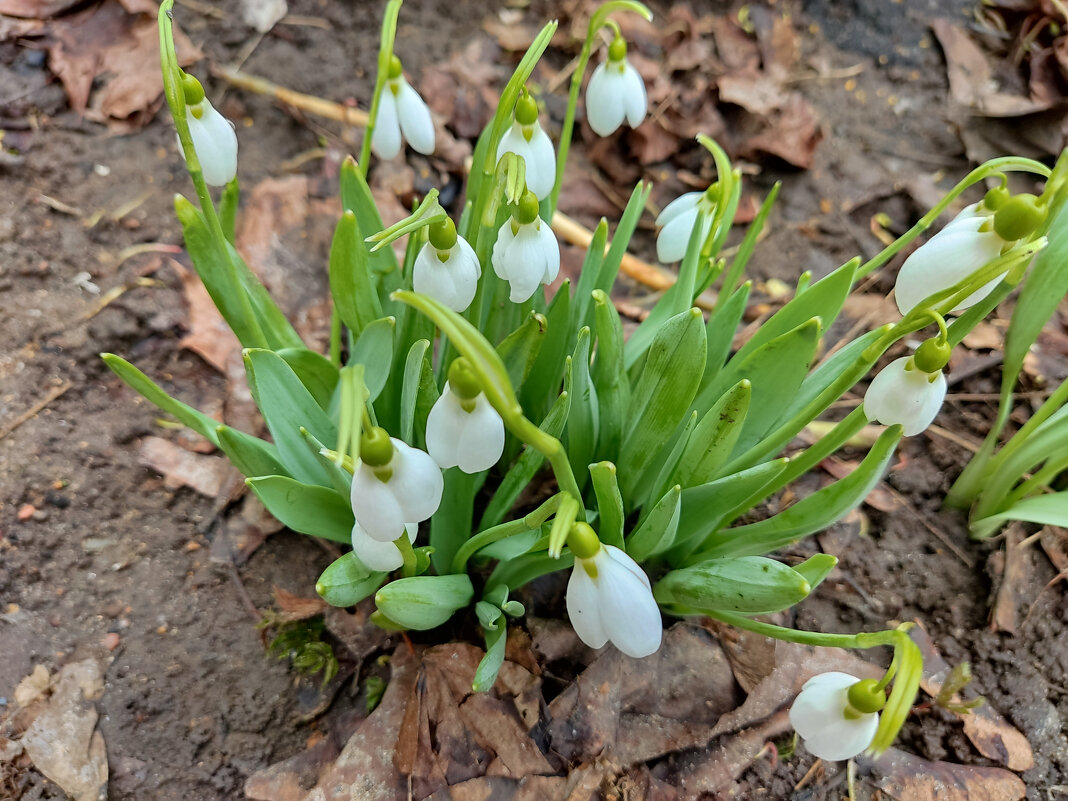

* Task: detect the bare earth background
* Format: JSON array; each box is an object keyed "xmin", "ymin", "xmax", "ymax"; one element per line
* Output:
[{"xmin": 1, "ymin": 0, "xmax": 1067, "ymax": 799}]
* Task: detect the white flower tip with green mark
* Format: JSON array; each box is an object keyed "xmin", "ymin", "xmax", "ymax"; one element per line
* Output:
[
  {"xmin": 895, "ymin": 204, "xmax": 1004, "ymax": 316},
  {"xmin": 496, "ymin": 120, "xmax": 556, "ymax": 201},
  {"xmin": 352, "ymin": 521, "xmax": 416, "ymax": 572},
  {"xmin": 655, "ymin": 191, "xmax": 713, "ymax": 263},
  {"xmin": 350, "ymin": 437, "xmax": 443, "ymax": 542},
  {"xmin": 864, "ymin": 356, "xmax": 946, "ymax": 436},
  {"xmin": 426, "ymin": 385, "xmax": 505, "ymax": 473},
  {"xmin": 789, "ymin": 672, "xmax": 879, "ymax": 761},
  {"xmin": 185, "ymin": 100, "xmax": 238, "ymax": 187},
  {"xmin": 412, "ymin": 235, "xmax": 481, "ymax": 312},
  {"xmin": 566, "ymin": 544, "xmax": 662, "ymax": 658},
  {"xmin": 585, "ymin": 58, "xmax": 647, "ymax": 137},
  {"xmin": 371, "ymin": 75, "xmax": 435, "ymax": 160},
  {"xmin": 491, "ymin": 217, "xmax": 560, "ymax": 303}
]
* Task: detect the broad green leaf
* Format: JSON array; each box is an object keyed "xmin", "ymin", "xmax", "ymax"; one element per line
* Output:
[
  {"xmin": 328, "ymin": 210, "xmax": 383, "ymax": 339},
  {"xmin": 349, "ymin": 316, "xmax": 395, "ymax": 401},
  {"xmin": 642, "ymin": 412, "xmax": 697, "ymax": 508},
  {"xmin": 473, "ymin": 623, "xmax": 507, "ymax": 692},
  {"xmin": 244, "ymin": 348, "xmax": 337, "ymax": 486},
  {"xmin": 589, "ymin": 462, "xmax": 625, "ymax": 549},
  {"xmin": 677, "ymin": 379, "xmax": 751, "ymax": 487},
  {"xmin": 339, "ymin": 155, "xmax": 399, "ymax": 277},
  {"xmin": 277, "ymin": 347, "xmax": 339, "ymax": 411},
  {"xmin": 521, "ymin": 280, "xmax": 571, "ymax": 422},
  {"xmin": 693, "ymin": 425, "xmax": 902, "ymax": 560},
  {"xmin": 216, "ymin": 426, "xmax": 288, "ymax": 478},
  {"xmin": 626, "ymin": 485, "xmax": 681, "ymax": 561},
  {"xmin": 374, "ymin": 575, "xmax": 474, "ymax": 630},
  {"xmin": 430, "ymin": 469, "xmax": 482, "ymax": 574},
  {"xmin": 654, "ymin": 556, "xmax": 811, "ymax": 615},
  {"xmin": 316, "ymin": 552, "xmax": 386, "ymax": 607},
  {"xmin": 619, "ymin": 308, "xmax": 706, "ymax": 498},
  {"xmin": 565, "ymin": 328, "xmax": 598, "ymax": 490},
  {"xmin": 246, "ymin": 475, "xmax": 352, "ymax": 543},
  {"xmin": 399, "ymin": 339, "xmax": 432, "ymax": 444},
  {"xmin": 496, "ymin": 310, "xmax": 547, "ymax": 393},
  {"xmin": 475, "ymin": 529, "xmax": 543, "ymax": 562},
  {"xmin": 569, "ymin": 218, "xmax": 607, "ymax": 337},
  {"xmin": 971, "ymin": 491, "xmax": 1068, "ymax": 538},
  {"xmin": 592, "ymin": 290, "xmax": 630, "ymax": 463},
  {"xmin": 696, "ymin": 282, "xmax": 751, "ymax": 406},
  {"xmin": 299, "ymin": 427, "xmax": 352, "ymax": 496},
  {"xmin": 486, "ymin": 552, "xmax": 572, "ymax": 593}
]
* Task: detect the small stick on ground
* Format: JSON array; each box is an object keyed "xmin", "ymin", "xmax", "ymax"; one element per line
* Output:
[{"xmin": 0, "ymin": 380, "xmax": 72, "ymax": 441}]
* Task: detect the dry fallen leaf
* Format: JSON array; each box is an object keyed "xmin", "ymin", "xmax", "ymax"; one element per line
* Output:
[
  {"xmin": 0, "ymin": 0, "xmax": 82, "ymax": 17},
  {"xmin": 989, "ymin": 523, "xmax": 1031, "ymax": 635},
  {"xmin": 272, "ymin": 586, "xmax": 328, "ymax": 622},
  {"xmin": 738, "ymin": 92, "xmax": 823, "ymax": 169},
  {"xmin": 139, "ymin": 435, "xmax": 232, "ymax": 498},
  {"xmin": 13, "ymin": 663, "xmax": 50, "ymax": 707},
  {"xmin": 858, "ymin": 747, "xmax": 1027, "ymax": 801}
]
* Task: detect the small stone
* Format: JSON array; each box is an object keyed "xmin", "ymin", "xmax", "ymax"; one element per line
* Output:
[
  {"xmin": 16, "ymin": 505, "xmax": 35, "ymax": 522},
  {"xmin": 103, "ymin": 633, "xmax": 120, "ymax": 651},
  {"xmin": 184, "ymin": 541, "xmax": 201, "ymax": 552}
]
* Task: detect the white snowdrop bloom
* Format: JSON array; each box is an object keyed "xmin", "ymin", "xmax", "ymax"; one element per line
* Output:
[
  {"xmin": 185, "ymin": 98, "xmax": 238, "ymax": 187},
  {"xmin": 371, "ymin": 56, "xmax": 435, "ymax": 160},
  {"xmin": 351, "ymin": 521, "xmax": 416, "ymax": 573},
  {"xmin": 491, "ymin": 190, "xmax": 559, "ymax": 303},
  {"xmin": 350, "ymin": 428, "xmax": 443, "ymax": 543},
  {"xmin": 426, "ymin": 380, "xmax": 505, "ymax": 473},
  {"xmin": 412, "ymin": 217, "xmax": 481, "ymax": 312},
  {"xmin": 585, "ymin": 36, "xmax": 647, "ymax": 137},
  {"xmin": 864, "ymin": 356, "xmax": 947, "ymax": 436},
  {"xmin": 566, "ymin": 528, "xmax": 662, "ymax": 658},
  {"xmin": 496, "ymin": 93, "xmax": 556, "ymax": 200},
  {"xmin": 655, "ymin": 190, "xmax": 716, "ymax": 263},
  {"xmin": 789, "ymin": 672, "xmax": 881, "ymax": 761}
]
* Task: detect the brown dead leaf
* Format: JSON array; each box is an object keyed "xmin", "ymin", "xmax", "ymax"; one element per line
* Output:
[
  {"xmin": 0, "ymin": 0, "xmax": 81, "ymax": 17},
  {"xmin": 857, "ymin": 747, "xmax": 1027, "ymax": 801},
  {"xmin": 751, "ymin": 8, "xmax": 799, "ymax": 82},
  {"xmin": 420, "ymin": 36, "xmax": 502, "ymax": 140},
  {"xmin": 990, "ymin": 523, "xmax": 1031, "ymax": 634},
  {"xmin": 710, "ymin": 16, "xmax": 760, "ymax": 72},
  {"xmin": 169, "ymin": 258, "xmax": 240, "ymax": 375},
  {"xmin": 1040, "ymin": 526, "xmax": 1068, "ymax": 574},
  {"xmin": 0, "ymin": 14, "xmax": 43, "ymax": 39},
  {"xmin": 910, "ymin": 623, "xmax": 1034, "ymax": 771},
  {"xmin": 424, "ymin": 775, "xmax": 569, "ymax": 801},
  {"xmin": 21, "ymin": 660, "xmax": 108, "ymax": 801},
  {"xmin": 272, "ymin": 586, "xmax": 328, "ymax": 622},
  {"xmin": 482, "ymin": 12, "xmax": 538, "ymax": 52},
  {"xmin": 47, "ymin": 0, "xmax": 202, "ymax": 127},
  {"xmin": 673, "ymin": 710, "xmax": 791, "ymax": 797},
  {"xmin": 738, "ymin": 92, "xmax": 823, "ymax": 169},
  {"xmin": 962, "ymin": 321, "xmax": 1005, "ymax": 351},
  {"xmin": 704, "ymin": 620, "xmax": 776, "ymax": 693},
  {"xmin": 13, "ymin": 664, "xmax": 50, "ymax": 708},
  {"xmin": 628, "ymin": 118, "xmax": 682, "ymax": 165},
  {"xmin": 717, "ymin": 72, "xmax": 788, "ymax": 117},
  {"xmin": 139, "ymin": 435, "xmax": 231, "ymax": 498}
]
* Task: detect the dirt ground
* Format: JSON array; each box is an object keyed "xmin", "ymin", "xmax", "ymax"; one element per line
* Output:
[{"xmin": 1, "ymin": 0, "xmax": 1066, "ymax": 799}]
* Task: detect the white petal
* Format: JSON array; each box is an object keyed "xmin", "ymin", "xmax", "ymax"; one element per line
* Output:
[
  {"xmin": 621, "ymin": 60, "xmax": 648, "ymax": 129},
  {"xmin": 388, "ymin": 438, "xmax": 443, "ymax": 524},
  {"xmin": 350, "ymin": 463, "xmax": 406, "ymax": 542},
  {"xmin": 395, "ymin": 77, "xmax": 435, "ymax": 155},
  {"xmin": 456, "ymin": 394, "xmax": 505, "ymax": 474},
  {"xmin": 502, "ymin": 224, "xmax": 551, "ymax": 302},
  {"xmin": 491, "ymin": 222, "xmax": 517, "ymax": 280},
  {"xmin": 594, "ymin": 546, "xmax": 661, "ymax": 657},
  {"xmin": 352, "ymin": 520, "xmax": 403, "ymax": 572},
  {"xmin": 413, "ymin": 243, "xmax": 476, "ymax": 312},
  {"xmin": 371, "ymin": 91, "xmax": 402, "ymax": 160},
  {"xmin": 656, "ymin": 204, "xmax": 701, "ymax": 263},
  {"xmin": 425, "ymin": 386, "xmax": 465, "ymax": 469},
  {"xmin": 534, "ymin": 219, "xmax": 560, "ymax": 284},
  {"xmin": 864, "ymin": 357, "xmax": 947, "ymax": 436},
  {"xmin": 567, "ymin": 563, "xmax": 608, "ymax": 649},
  {"xmin": 454, "ymin": 234, "xmax": 482, "ymax": 278},
  {"xmin": 496, "ymin": 121, "xmax": 532, "ymax": 172},
  {"xmin": 585, "ymin": 62, "xmax": 626, "ymax": 136},
  {"xmin": 187, "ymin": 101, "xmax": 238, "ymax": 186},
  {"xmin": 789, "ymin": 674, "xmax": 879, "ymax": 761},
  {"xmin": 525, "ymin": 122, "xmax": 557, "ymax": 201},
  {"xmin": 894, "ymin": 224, "xmax": 1004, "ymax": 315},
  {"xmin": 655, "ymin": 191, "xmax": 702, "ymax": 227}
]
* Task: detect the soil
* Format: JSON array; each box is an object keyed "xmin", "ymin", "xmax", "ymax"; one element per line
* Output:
[{"xmin": 1, "ymin": 1, "xmax": 1065, "ymax": 800}]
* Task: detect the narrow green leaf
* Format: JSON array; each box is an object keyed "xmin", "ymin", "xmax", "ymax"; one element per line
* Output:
[
  {"xmin": 486, "ymin": 552, "xmax": 572, "ymax": 593},
  {"xmin": 399, "ymin": 339, "xmax": 431, "ymax": 443},
  {"xmin": 473, "ymin": 623, "xmax": 507, "ymax": 692},
  {"xmin": 521, "ymin": 280, "xmax": 571, "ymax": 422},
  {"xmin": 496, "ymin": 310, "xmax": 548, "ymax": 393},
  {"xmin": 678, "ymin": 380, "xmax": 751, "ymax": 487},
  {"xmin": 316, "ymin": 552, "xmax": 386, "ymax": 607},
  {"xmin": 589, "ymin": 462, "xmax": 625, "ymax": 549},
  {"xmin": 569, "ymin": 218, "xmax": 608, "ymax": 337},
  {"xmin": 349, "ymin": 316, "xmax": 395, "ymax": 401},
  {"xmin": 595, "ymin": 181, "xmax": 652, "ymax": 295},
  {"xmin": 246, "ymin": 475, "xmax": 352, "ymax": 543},
  {"xmin": 642, "ymin": 412, "xmax": 698, "ymax": 508},
  {"xmin": 299, "ymin": 427, "xmax": 352, "ymax": 496},
  {"xmin": 374, "ymin": 575, "xmax": 474, "ymax": 630},
  {"xmin": 654, "ymin": 556, "xmax": 811, "ymax": 615},
  {"xmin": 565, "ymin": 328, "xmax": 598, "ymax": 490},
  {"xmin": 696, "ymin": 282, "xmax": 750, "ymax": 409},
  {"xmin": 430, "ymin": 469, "xmax": 482, "ymax": 574},
  {"xmin": 277, "ymin": 347, "xmax": 339, "ymax": 411},
  {"xmin": 219, "ymin": 179, "xmax": 239, "ymax": 245},
  {"xmin": 329, "ymin": 211, "xmax": 383, "ymax": 339},
  {"xmin": 971, "ymin": 492, "xmax": 1068, "ymax": 536},
  {"xmin": 339, "ymin": 155, "xmax": 399, "ymax": 277},
  {"xmin": 216, "ymin": 426, "xmax": 288, "ymax": 478},
  {"xmin": 591, "ymin": 290, "xmax": 630, "ymax": 463},
  {"xmin": 792, "ymin": 553, "xmax": 838, "ymax": 590},
  {"xmin": 627, "ymin": 485, "xmax": 681, "ymax": 562}
]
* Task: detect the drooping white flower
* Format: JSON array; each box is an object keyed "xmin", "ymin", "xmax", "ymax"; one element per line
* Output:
[
  {"xmin": 864, "ymin": 356, "xmax": 947, "ymax": 436},
  {"xmin": 491, "ymin": 190, "xmax": 559, "ymax": 303},
  {"xmin": 350, "ymin": 429, "xmax": 443, "ymax": 543},
  {"xmin": 426, "ymin": 382, "xmax": 505, "ymax": 474},
  {"xmin": 895, "ymin": 203, "xmax": 1005, "ymax": 316},
  {"xmin": 351, "ymin": 521, "xmax": 416, "ymax": 572},
  {"xmin": 412, "ymin": 217, "xmax": 481, "ymax": 312},
  {"xmin": 585, "ymin": 36, "xmax": 647, "ymax": 137},
  {"xmin": 371, "ymin": 56, "xmax": 435, "ymax": 160},
  {"xmin": 789, "ymin": 672, "xmax": 880, "ymax": 761},
  {"xmin": 496, "ymin": 93, "xmax": 556, "ymax": 200},
  {"xmin": 567, "ymin": 541, "xmax": 662, "ymax": 658},
  {"xmin": 655, "ymin": 190, "xmax": 716, "ymax": 263},
  {"xmin": 186, "ymin": 98, "xmax": 238, "ymax": 187}
]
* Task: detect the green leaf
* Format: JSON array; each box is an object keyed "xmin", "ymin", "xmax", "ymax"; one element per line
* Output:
[
  {"xmin": 569, "ymin": 218, "xmax": 607, "ymax": 337},
  {"xmin": 473, "ymin": 622, "xmax": 507, "ymax": 692},
  {"xmin": 339, "ymin": 155, "xmax": 399, "ymax": 277},
  {"xmin": 246, "ymin": 475, "xmax": 352, "ymax": 543},
  {"xmin": 677, "ymin": 379, "xmax": 751, "ymax": 487},
  {"xmin": 430, "ymin": 469, "xmax": 481, "ymax": 574},
  {"xmin": 971, "ymin": 492, "xmax": 1068, "ymax": 535},
  {"xmin": 486, "ymin": 552, "xmax": 572, "ymax": 593},
  {"xmin": 721, "ymin": 182, "xmax": 780, "ymax": 295},
  {"xmin": 591, "ymin": 289, "xmax": 630, "ymax": 463},
  {"xmin": 619, "ymin": 308, "xmax": 706, "ymax": 498},
  {"xmin": 277, "ymin": 347, "xmax": 339, "ymax": 411},
  {"xmin": 653, "ymin": 556, "xmax": 812, "ymax": 615},
  {"xmin": 476, "ymin": 600, "xmax": 503, "ymax": 630},
  {"xmin": 244, "ymin": 348, "xmax": 337, "ymax": 486},
  {"xmin": 298, "ymin": 427, "xmax": 352, "ymax": 496},
  {"xmin": 792, "ymin": 553, "xmax": 838, "ymax": 590},
  {"xmin": 219, "ymin": 179, "xmax": 239, "ymax": 244},
  {"xmin": 595, "ymin": 181, "xmax": 652, "ymax": 295},
  {"xmin": 693, "ymin": 426, "xmax": 902, "ymax": 560},
  {"xmin": 521, "ymin": 280, "xmax": 571, "ymax": 423},
  {"xmin": 626, "ymin": 485, "xmax": 681, "ymax": 562},
  {"xmin": 776, "ymin": 328, "xmax": 884, "ymax": 425},
  {"xmin": 316, "ymin": 552, "xmax": 386, "ymax": 607},
  {"xmin": 216, "ymin": 426, "xmax": 288, "ymax": 478},
  {"xmin": 329, "ymin": 211, "xmax": 383, "ymax": 339},
  {"xmin": 374, "ymin": 575, "xmax": 475, "ymax": 630},
  {"xmin": 565, "ymin": 327, "xmax": 598, "ymax": 490},
  {"xmin": 399, "ymin": 339, "xmax": 432, "ymax": 443},
  {"xmin": 697, "ymin": 282, "xmax": 751, "ymax": 406},
  {"xmin": 496, "ymin": 310, "xmax": 547, "ymax": 394},
  {"xmin": 589, "ymin": 462, "xmax": 625, "ymax": 549},
  {"xmin": 350, "ymin": 316, "xmax": 395, "ymax": 402},
  {"xmin": 643, "ymin": 411, "xmax": 697, "ymax": 508},
  {"xmin": 476, "ymin": 529, "xmax": 543, "ymax": 562}
]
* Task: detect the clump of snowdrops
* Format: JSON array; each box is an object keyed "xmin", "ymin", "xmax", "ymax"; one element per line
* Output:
[{"xmin": 104, "ymin": 0, "xmax": 1068, "ymax": 763}]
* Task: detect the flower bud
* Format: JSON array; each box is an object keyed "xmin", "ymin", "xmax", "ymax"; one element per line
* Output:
[{"xmin": 992, "ymin": 193, "xmax": 1044, "ymax": 241}]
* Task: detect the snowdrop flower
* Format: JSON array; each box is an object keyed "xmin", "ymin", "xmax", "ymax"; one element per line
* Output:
[
  {"xmin": 350, "ymin": 426, "xmax": 443, "ymax": 544},
  {"xmin": 585, "ymin": 35, "xmax": 647, "ymax": 137},
  {"xmin": 371, "ymin": 55, "xmax": 435, "ymax": 160},
  {"xmin": 491, "ymin": 189, "xmax": 560, "ymax": 303},
  {"xmin": 352, "ymin": 521, "xmax": 416, "ymax": 573},
  {"xmin": 864, "ymin": 336, "xmax": 950, "ymax": 436},
  {"xmin": 496, "ymin": 92, "xmax": 555, "ymax": 200},
  {"xmin": 655, "ymin": 188, "xmax": 717, "ymax": 263},
  {"xmin": 789, "ymin": 672, "xmax": 885, "ymax": 761},
  {"xmin": 426, "ymin": 358, "xmax": 505, "ymax": 473},
  {"xmin": 413, "ymin": 217, "xmax": 481, "ymax": 312},
  {"xmin": 180, "ymin": 74, "xmax": 237, "ymax": 186},
  {"xmin": 565, "ymin": 523, "xmax": 662, "ymax": 658}
]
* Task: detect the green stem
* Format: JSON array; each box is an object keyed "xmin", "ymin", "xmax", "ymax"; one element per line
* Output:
[
  {"xmin": 358, "ymin": 0, "xmax": 403, "ymax": 177},
  {"xmin": 704, "ymin": 609, "xmax": 900, "ymax": 651},
  {"xmin": 329, "ymin": 310, "xmax": 342, "ymax": 368},
  {"xmin": 451, "ymin": 493, "xmax": 562, "ymax": 573},
  {"xmin": 396, "ymin": 533, "xmax": 416, "ymax": 577},
  {"xmin": 512, "ymin": 415, "xmax": 584, "ymax": 508}
]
